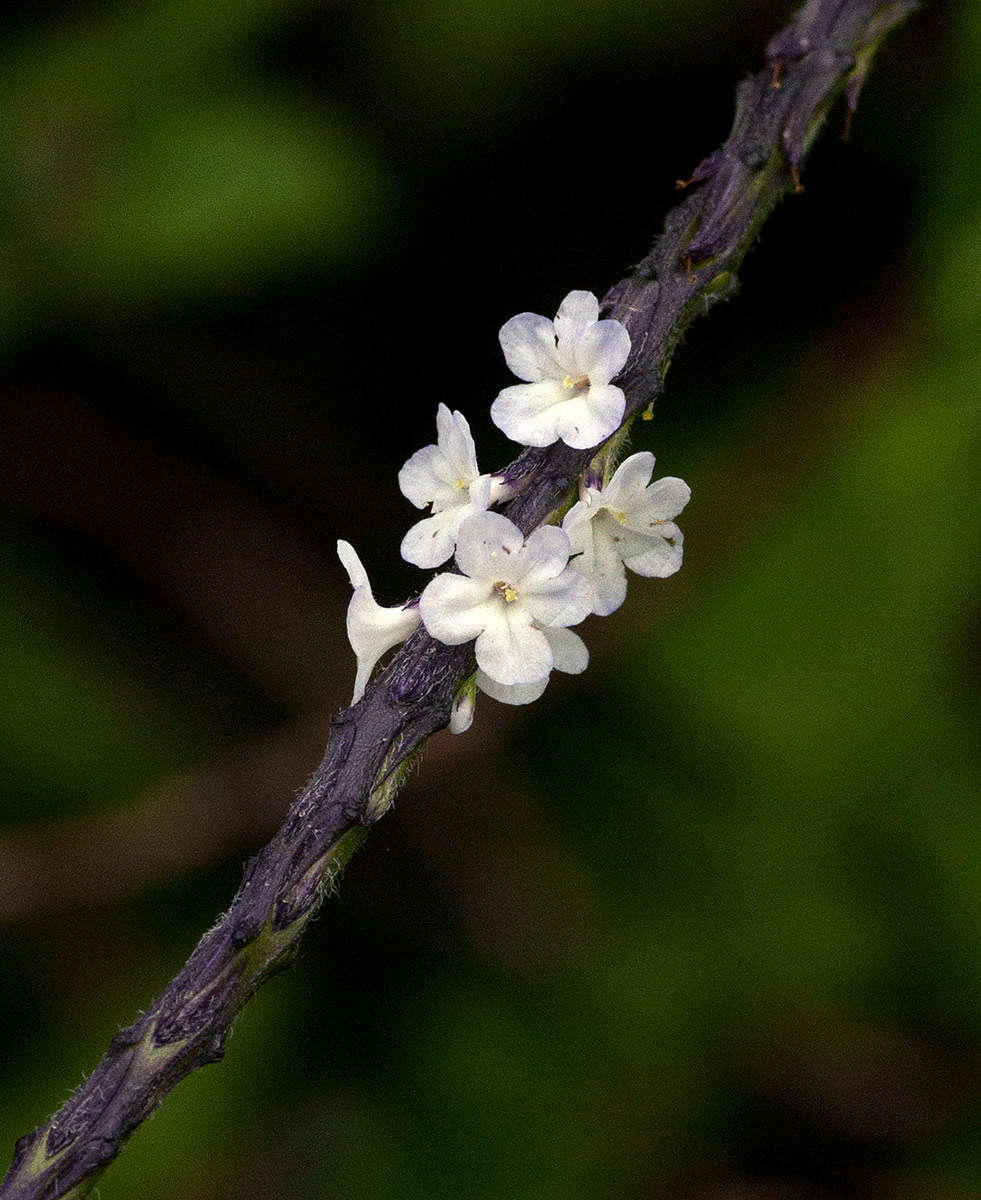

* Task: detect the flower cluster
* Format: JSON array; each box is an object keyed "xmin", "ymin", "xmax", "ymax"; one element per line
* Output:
[{"xmin": 337, "ymin": 290, "xmax": 690, "ymax": 724}]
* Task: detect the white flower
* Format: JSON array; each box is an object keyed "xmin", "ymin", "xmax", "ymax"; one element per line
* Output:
[
  {"xmin": 337, "ymin": 540, "xmax": 420, "ymax": 703},
  {"xmin": 399, "ymin": 404, "xmax": 511, "ymax": 569},
  {"xmin": 419, "ymin": 511, "xmax": 593, "ymax": 687},
  {"xmin": 562, "ymin": 451, "xmax": 690, "ymax": 617},
  {"xmin": 491, "ymin": 290, "xmax": 631, "ymax": 450}
]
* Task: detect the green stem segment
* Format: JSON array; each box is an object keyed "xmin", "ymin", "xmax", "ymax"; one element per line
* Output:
[{"xmin": 0, "ymin": 3, "xmax": 917, "ymax": 1197}]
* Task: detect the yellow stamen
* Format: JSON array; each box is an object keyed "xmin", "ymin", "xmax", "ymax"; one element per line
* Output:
[
  {"xmin": 453, "ymin": 477, "xmax": 466, "ymax": 490},
  {"xmin": 494, "ymin": 581, "xmax": 518, "ymax": 604},
  {"xmin": 615, "ymin": 511, "xmax": 628, "ymax": 525}
]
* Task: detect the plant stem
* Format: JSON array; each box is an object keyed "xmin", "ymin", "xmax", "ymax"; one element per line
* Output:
[{"xmin": 0, "ymin": 2, "xmax": 917, "ymax": 1196}]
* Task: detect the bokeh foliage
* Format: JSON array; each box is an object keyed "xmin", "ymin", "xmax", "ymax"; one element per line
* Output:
[{"xmin": 0, "ymin": 0, "xmax": 978, "ymax": 1197}]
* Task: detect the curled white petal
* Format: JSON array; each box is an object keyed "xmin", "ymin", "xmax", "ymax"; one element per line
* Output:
[
  {"xmin": 434, "ymin": 405, "xmax": 479, "ymax": 501},
  {"xmin": 398, "ymin": 443, "xmax": 449, "ymax": 511},
  {"xmin": 337, "ymin": 538, "xmax": 370, "ymax": 591},
  {"xmin": 337, "ymin": 540, "xmax": 420, "ymax": 703}
]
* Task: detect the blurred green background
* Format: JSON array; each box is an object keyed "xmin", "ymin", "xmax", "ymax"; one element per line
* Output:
[{"xmin": 0, "ymin": 0, "xmax": 977, "ymax": 1196}]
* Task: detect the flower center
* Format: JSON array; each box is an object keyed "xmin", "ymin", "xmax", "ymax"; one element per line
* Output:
[
  {"xmin": 494, "ymin": 580, "xmax": 518, "ymax": 604},
  {"xmin": 614, "ymin": 510, "xmax": 628, "ymax": 525},
  {"xmin": 453, "ymin": 477, "xmax": 466, "ymax": 490},
  {"xmin": 562, "ymin": 373, "xmax": 589, "ymax": 393}
]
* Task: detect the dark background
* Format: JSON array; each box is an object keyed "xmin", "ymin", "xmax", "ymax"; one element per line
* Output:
[{"xmin": 1, "ymin": 0, "xmax": 978, "ymax": 1196}]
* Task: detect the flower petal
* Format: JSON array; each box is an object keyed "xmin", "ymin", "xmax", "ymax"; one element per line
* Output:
[
  {"xmin": 624, "ymin": 526, "xmax": 684, "ymax": 578},
  {"xmin": 419, "ymin": 573, "xmax": 496, "ymax": 648},
  {"xmin": 521, "ymin": 566, "xmax": 593, "ymax": 628},
  {"xmin": 632, "ymin": 475, "xmax": 692, "ymax": 522},
  {"xmin": 553, "ymin": 384, "xmax": 625, "ymax": 449},
  {"xmin": 400, "ymin": 510, "xmax": 458, "ymax": 569},
  {"xmin": 561, "ymin": 496, "xmax": 599, "ymax": 556},
  {"xmin": 603, "ymin": 452, "xmax": 655, "ymax": 509},
  {"xmin": 436, "ymin": 404, "xmax": 479, "ymax": 484},
  {"xmin": 475, "ymin": 670, "xmax": 549, "ymax": 706},
  {"xmin": 337, "ymin": 539, "xmax": 370, "ymax": 593},
  {"xmin": 510, "ymin": 523, "xmax": 571, "ymax": 587},
  {"xmin": 542, "ymin": 626, "xmax": 588, "ymax": 674},
  {"xmin": 499, "ymin": 312, "xmax": 561, "ymax": 382},
  {"xmin": 575, "ymin": 516, "xmax": 629, "ymax": 616},
  {"xmin": 398, "ymin": 442, "xmax": 454, "ymax": 510},
  {"xmin": 573, "ymin": 318, "xmax": 631, "ymax": 386},
  {"xmin": 419, "ymin": 573, "xmax": 497, "ymax": 643},
  {"xmin": 491, "ymin": 380, "xmax": 568, "ymax": 447},
  {"xmin": 553, "ymin": 290, "xmax": 599, "ymax": 347},
  {"xmin": 402, "ymin": 477, "xmax": 493, "ymax": 569},
  {"xmin": 346, "ymin": 593, "xmax": 420, "ymax": 703},
  {"xmin": 454, "ymin": 511, "xmax": 525, "ymax": 581},
  {"xmin": 475, "ymin": 605, "xmax": 552, "ymax": 685}
]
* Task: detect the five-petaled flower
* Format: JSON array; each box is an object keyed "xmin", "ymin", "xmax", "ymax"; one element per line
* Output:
[
  {"xmin": 491, "ymin": 290, "xmax": 631, "ymax": 449},
  {"xmin": 562, "ymin": 451, "xmax": 690, "ymax": 616},
  {"xmin": 337, "ymin": 540, "xmax": 420, "ymax": 703},
  {"xmin": 399, "ymin": 404, "xmax": 511, "ymax": 568},
  {"xmin": 419, "ymin": 512, "xmax": 593, "ymax": 687}
]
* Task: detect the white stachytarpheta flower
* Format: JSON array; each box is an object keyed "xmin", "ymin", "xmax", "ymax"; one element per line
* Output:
[
  {"xmin": 337, "ymin": 540, "xmax": 420, "ymax": 704},
  {"xmin": 399, "ymin": 403, "xmax": 512, "ymax": 569},
  {"xmin": 491, "ymin": 290, "xmax": 631, "ymax": 450},
  {"xmin": 419, "ymin": 511, "xmax": 593, "ymax": 687},
  {"xmin": 562, "ymin": 451, "xmax": 691, "ymax": 616}
]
